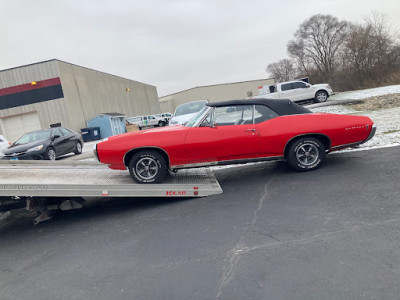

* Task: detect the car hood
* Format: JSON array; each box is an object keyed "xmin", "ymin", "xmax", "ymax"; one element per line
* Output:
[
  {"xmin": 0, "ymin": 143, "xmax": 9, "ymax": 152},
  {"xmin": 169, "ymin": 113, "xmax": 197, "ymax": 125},
  {"xmin": 3, "ymin": 140, "xmax": 48, "ymax": 154},
  {"xmin": 102, "ymin": 124, "xmax": 187, "ymax": 141},
  {"xmin": 96, "ymin": 123, "xmax": 189, "ymax": 154}
]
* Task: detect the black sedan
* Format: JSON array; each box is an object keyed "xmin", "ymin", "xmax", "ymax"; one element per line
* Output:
[{"xmin": 0, "ymin": 127, "xmax": 84, "ymax": 160}]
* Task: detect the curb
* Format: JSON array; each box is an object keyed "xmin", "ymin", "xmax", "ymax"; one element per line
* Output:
[{"xmin": 305, "ymin": 99, "xmax": 363, "ymax": 109}]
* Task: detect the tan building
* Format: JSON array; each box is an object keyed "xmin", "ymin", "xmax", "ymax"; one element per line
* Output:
[
  {"xmin": 0, "ymin": 60, "xmax": 160, "ymax": 142},
  {"xmin": 159, "ymin": 78, "xmax": 275, "ymax": 113}
]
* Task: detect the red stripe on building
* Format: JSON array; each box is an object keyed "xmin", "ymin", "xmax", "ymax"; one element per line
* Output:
[{"xmin": 0, "ymin": 77, "xmax": 61, "ymax": 97}]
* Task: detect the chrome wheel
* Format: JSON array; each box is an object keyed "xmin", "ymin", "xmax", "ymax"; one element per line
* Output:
[
  {"xmin": 129, "ymin": 151, "xmax": 168, "ymax": 184},
  {"xmin": 295, "ymin": 143, "xmax": 319, "ymax": 166},
  {"xmin": 135, "ymin": 157, "xmax": 159, "ymax": 180}
]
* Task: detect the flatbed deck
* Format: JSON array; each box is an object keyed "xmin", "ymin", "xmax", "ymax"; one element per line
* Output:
[{"xmin": 0, "ymin": 161, "xmax": 223, "ymax": 198}]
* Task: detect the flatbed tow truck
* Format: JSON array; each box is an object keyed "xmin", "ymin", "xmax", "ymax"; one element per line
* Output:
[{"xmin": 0, "ymin": 160, "xmax": 222, "ymax": 224}]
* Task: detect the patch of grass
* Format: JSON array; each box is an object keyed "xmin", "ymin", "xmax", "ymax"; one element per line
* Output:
[{"xmin": 383, "ymin": 130, "xmax": 400, "ymax": 134}]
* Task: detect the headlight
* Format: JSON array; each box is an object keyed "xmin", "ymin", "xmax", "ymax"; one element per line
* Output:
[{"xmin": 27, "ymin": 145, "xmax": 44, "ymax": 152}]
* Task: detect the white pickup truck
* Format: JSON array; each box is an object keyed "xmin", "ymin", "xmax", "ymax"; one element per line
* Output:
[
  {"xmin": 255, "ymin": 80, "xmax": 333, "ymax": 103},
  {"xmin": 126, "ymin": 115, "xmax": 165, "ymax": 129}
]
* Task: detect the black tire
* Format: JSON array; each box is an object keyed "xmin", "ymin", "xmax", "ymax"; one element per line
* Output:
[
  {"xmin": 287, "ymin": 137, "xmax": 325, "ymax": 171},
  {"xmin": 158, "ymin": 121, "xmax": 166, "ymax": 127},
  {"xmin": 74, "ymin": 141, "xmax": 82, "ymax": 155},
  {"xmin": 128, "ymin": 150, "xmax": 167, "ymax": 184},
  {"xmin": 314, "ymin": 90, "xmax": 328, "ymax": 103},
  {"xmin": 45, "ymin": 147, "xmax": 56, "ymax": 161}
]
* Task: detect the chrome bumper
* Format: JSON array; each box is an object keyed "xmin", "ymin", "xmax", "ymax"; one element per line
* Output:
[
  {"xmin": 93, "ymin": 144, "xmax": 99, "ymax": 162},
  {"xmin": 363, "ymin": 124, "xmax": 376, "ymax": 143}
]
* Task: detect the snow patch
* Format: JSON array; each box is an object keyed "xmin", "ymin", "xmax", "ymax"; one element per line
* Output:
[{"xmin": 330, "ymin": 84, "xmax": 400, "ymax": 100}]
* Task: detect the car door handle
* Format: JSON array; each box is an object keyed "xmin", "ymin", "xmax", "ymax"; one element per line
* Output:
[{"xmin": 245, "ymin": 129, "xmax": 256, "ymax": 132}]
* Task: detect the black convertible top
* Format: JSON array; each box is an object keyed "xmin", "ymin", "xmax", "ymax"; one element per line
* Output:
[{"xmin": 207, "ymin": 98, "xmax": 311, "ymax": 116}]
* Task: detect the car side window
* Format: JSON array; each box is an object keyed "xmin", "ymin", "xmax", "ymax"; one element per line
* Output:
[
  {"xmin": 53, "ymin": 128, "xmax": 62, "ymax": 138},
  {"xmin": 293, "ymin": 82, "xmax": 306, "ymax": 89},
  {"xmin": 281, "ymin": 83, "xmax": 292, "ymax": 91},
  {"xmin": 60, "ymin": 128, "xmax": 71, "ymax": 135},
  {"xmin": 254, "ymin": 105, "xmax": 279, "ymax": 124},
  {"xmin": 213, "ymin": 105, "xmax": 253, "ymax": 126}
]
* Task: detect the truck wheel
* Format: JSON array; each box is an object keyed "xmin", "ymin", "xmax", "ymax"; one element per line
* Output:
[
  {"xmin": 158, "ymin": 121, "xmax": 166, "ymax": 127},
  {"xmin": 129, "ymin": 150, "xmax": 167, "ymax": 184},
  {"xmin": 287, "ymin": 137, "xmax": 325, "ymax": 171},
  {"xmin": 74, "ymin": 141, "xmax": 82, "ymax": 155},
  {"xmin": 314, "ymin": 90, "xmax": 328, "ymax": 103},
  {"xmin": 45, "ymin": 147, "xmax": 56, "ymax": 161}
]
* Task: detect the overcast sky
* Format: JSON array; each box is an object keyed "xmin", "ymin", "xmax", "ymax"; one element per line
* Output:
[{"xmin": 1, "ymin": 0, "xmax": 399, "ymax": 96}]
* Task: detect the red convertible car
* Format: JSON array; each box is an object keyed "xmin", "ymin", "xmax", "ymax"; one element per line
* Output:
[{"xmin": 94, "ymin": 99, "xmax": 376, "ymax": 184}]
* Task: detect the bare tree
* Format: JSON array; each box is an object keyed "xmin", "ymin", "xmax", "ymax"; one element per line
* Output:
[
  {"xmin": 341, "ymin": 12, "xmax": 399, "ymax": 88},
  {"xmin": 266, "ymin": 59, "xmax": 296, "ymax": 82},
  {"xmin": 342, "ymin": 23, "xmax": 375, "ymax": 86},
  {"xmin": 287, "ymin": 40, "xmax": 312, "ymax": 79},
  {"xmin": 288, "ymin": 14, "xmax": 348, "ymax": 82}
]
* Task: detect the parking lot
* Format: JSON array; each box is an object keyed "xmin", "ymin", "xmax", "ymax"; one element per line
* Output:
[{"xmin": 1, "ymin": 146, "xmax": 399, "ymax": 299}]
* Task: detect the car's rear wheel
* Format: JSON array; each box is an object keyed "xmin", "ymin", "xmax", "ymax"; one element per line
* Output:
[
  {"xmin": 287, "ymin": 137, "xmax": 325, "ymax": 171},
  {"xmin": 46, "ymin": 147, "xmax": 56, "ymax": 161},
  {"xmin": 129, "ymin": 150, "xmax": 167, "ymax": 184},
  {"xmin": 74, "ymin": 141, "xmax": 82, "ymax": 155},
  {"xmin": 314, "ymin": 90, "xmax": 328, "ymax": 103}
]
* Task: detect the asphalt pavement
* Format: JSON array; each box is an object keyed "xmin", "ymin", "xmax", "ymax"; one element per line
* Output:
[{"xmin": 1, "ymin": 146, "xmax": 400, "ymax": 300}]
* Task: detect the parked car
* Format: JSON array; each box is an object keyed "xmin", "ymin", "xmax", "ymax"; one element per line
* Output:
[
  {"xmin": 255, "ymin": 80, "xmax": 333, "ymax": 103},
  {"xmin": 126, "ymin": 115, "xmax": 165, "ymax": 129},
  {"xmin": 155, "ymin": 113, "xmax": 173, "ymax": 125},
  {"xmin": 94, "ymin": 98, "xmax": 376, "ymax": 184},
  {"xmin": 0, "ymin": 135, "xmax": 11, "ymax": 152},
  {"xmin": 0, "ymin": 127, "xmax": 84, "ymax": 160},
  {"xmin": 169, "ymin": 100, "xmax": 208, "ymax": 125}
]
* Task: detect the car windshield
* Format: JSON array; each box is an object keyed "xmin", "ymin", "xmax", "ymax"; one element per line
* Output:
[
  {"xmin": 14, "ymin": 130, "xmax": 52, "ymax": 145},
  {"xmin": 185, "ymin": 106, "xmax": 210, "ymax": 127},
  {"xmin": 174, "ymin": 100, "xmax": 207, "ymax": 116}
]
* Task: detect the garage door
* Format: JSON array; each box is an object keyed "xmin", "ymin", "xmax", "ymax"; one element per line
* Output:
[{"xmin": 2, "ymin": 112, "xmax": 41, "ymax": 143}]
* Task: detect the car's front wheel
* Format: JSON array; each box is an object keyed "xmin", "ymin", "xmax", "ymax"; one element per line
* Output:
[
  {"xmin": 74, "ymin": 141, "xmax": 82, "ymax": 155},
  {"xmin": 314, "ymin": 90, "xmax": 328, "ymax": 103},
  {"xmin": 158, "ymin": 121, "xmax": 166, "ymax": 127},
  {"xmin": 128, "ymin": 150, "xmax": 168, "ymax": 184},
  {"xmin": 45, "ymin": 147, "xmax": 56, "ymax": 160},
  {"xmin": 287, "ymin": 137, "xmax": 325, "ymax": 171}
]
